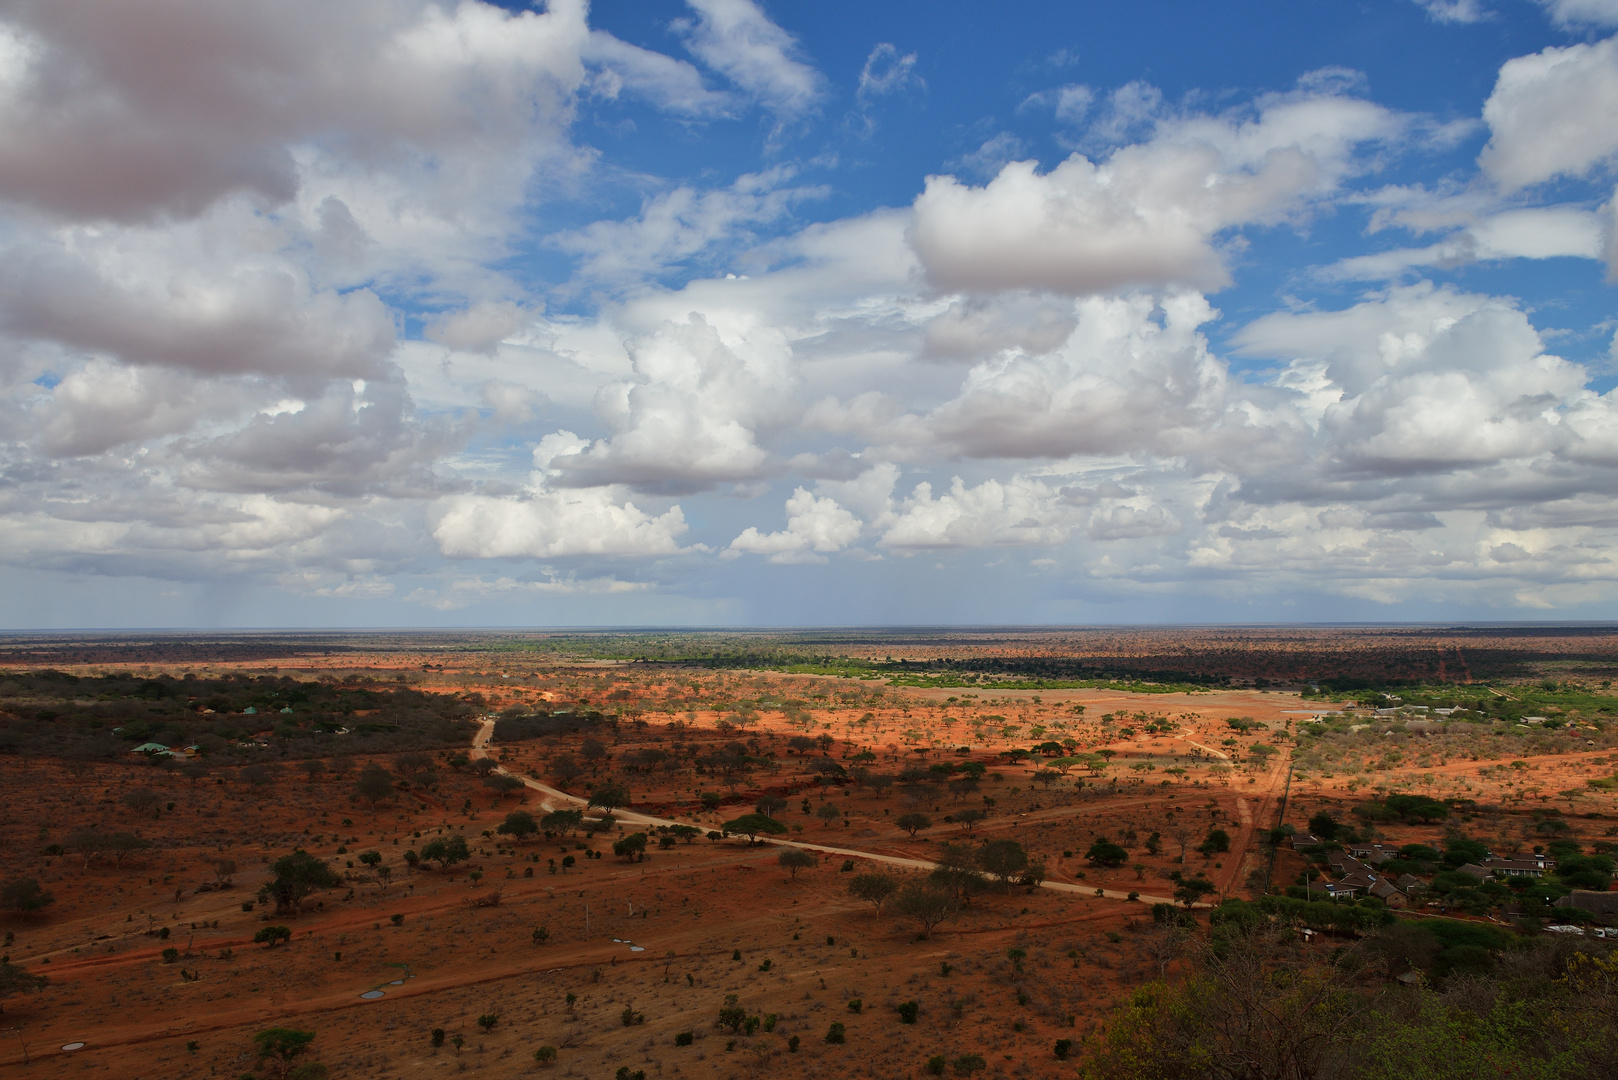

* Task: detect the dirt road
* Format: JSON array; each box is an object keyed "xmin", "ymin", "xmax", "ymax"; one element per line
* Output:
[{"xmin": 471, "ymin": 719, "xmax": 1190, "ymax": 907}]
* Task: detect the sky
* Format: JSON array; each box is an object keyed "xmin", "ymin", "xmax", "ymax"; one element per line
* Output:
[{"xmin": 3, "ymin": 0, "xmax": 1618, "ymax": 629}]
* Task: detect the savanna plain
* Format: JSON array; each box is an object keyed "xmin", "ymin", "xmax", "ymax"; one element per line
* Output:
[{"xmin": 3, "ymin": 626, "xmax": 1618, "ymax": 1080}]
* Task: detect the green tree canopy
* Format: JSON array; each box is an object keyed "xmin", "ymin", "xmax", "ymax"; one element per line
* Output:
[
  {"xmin": 541, "ymin": 808, "xmax": 584, "ymax": 835},
  {"xmin": 848, "ymin": 871, "xmax": 899, "ymax": 912},
  {"xmin": 977, "ymin": 839, "xmax": 1030, "ymax": 887},
  {"xmin": 778, "ymin": 848, "xmax": 818, "ymax": 878},
  {"xmin": 259, "ymin": 850, "xmax": 342, "ymax": 915},
  {"xmin": 613, "ymin": 832, "xmax": 648, "ymax": 861},
  {"xmin": 254, "ymin": 1026, "xmax": 316, "ymax": 1064},
  {"xmin": 353, "ymin": 762, "xmax": 395, "ymax": 807},
  {"xmin": 497, "ymin": 809, "xmax": 539, "ymax": 840},
  {"xmin": 0, "ymin": 960, "xmax": 48, "ymax": 1012},
  {"xmin": 931, "ymin": 843, "xmax": 988, "ymax": 901},
  {"xmin": 896, "ymin": 812, "xmax": 933, "ymax": 836},
  {"xmin": 893, "ymin": 884, "xmax": 959, "ymax": 938},
  {"xmin": 420, "ymin": 834, "xmax": 470, "ymax": 869},
  {"xmin": 0, "ymin": 877, "xmax": 54, "ymax": 913},
  {"xmin": 588, "ymin": 784, "xmax": 630, "ymax": 812},
  {"xmin": 1086, "ymin": 839, "xmax": 1129, "ymax": 867},
  {"xmin": 722, "ymin": 813, "xmax": 787, "ymax": 844}
]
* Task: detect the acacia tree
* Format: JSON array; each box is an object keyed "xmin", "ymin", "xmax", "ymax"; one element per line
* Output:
[
  {"xmin": 253, "ymin": 1027, "xmax": 318, "ymax": 1078},
  {"xmin": 1174, "ymin": 876, "xmax": 1215, "ymax": 909},
  {"xmin": 613, "ymin": 833, "xmax": 648, "ymax": 861},
  {"xmin": 952, "ymin": 808, "xmax": 986, "ymax": 833},
  {"xmin": 484, "ymin": 773, "xmax": 527, "ymax": 802},
  {"xmin": 0, "ymin": 960, "xmax": 48, "ymax": 1013},
  {"xmin": 722, "ymin": 813, "xmax": 787, "ymax": 845},
  {"xmin": 541, "ymin": 809, "xmax": 583, "ymax": 836},
  {"xmin": 929, "ymin": 843, "xmax": 987, "ymax": 902},
  {"xmin": 393, "ymin": 752, "xmax": 435, "ymax": 787},
  {"xmin": 103, "ymin": 835, "xmax": 152, "ymax": 867},
  {"xmin": 550, "ymin": 753, "xmax": 583, "ymax": 786},
  {"xmin": 778, "ymin": 848, "xmax": 818, "ymax": 879},
  {"xmin": 588, "ymin": 784, "xmax": 630, "ymax": 813},
  {"xmin": 259, "ymin": 850, "xmax": 342, "ymax": 916},
  {"xmin": 977, "ymin": 840, "xmax": 1029, "ymax": 890},
  {"xmin": 1087, "ymin": 838, "xmax": 1129, "ymax": 867},
  {"xmin": 353, "ymin": 763, "xmax": 395, "ymax": 808},
  {"xmin": 497, "ymin": 810, "xmax": 538, "ymax": 841},
  {"xmin": 847, "ymin": 871, "xmax": 898, "ymax": 913},
  {"xmin": 896, "ymin": 812, "xmax": 932, "ymax": 837},
  {"xmin": 420, "ymin": 835, "xmax": 470, "ymax": 870},
  {"xmin": 893, "ymin": 884, "xmax": 959, "ymax": 939},
  {"xmin": 65, "ymin": 826, "xmax": 106, "ymax": 869},
  {"xmin": 0, "ymin": 878, "xmax": 53, "ymax": 914},
  {"xmin": 580, "ymin": 737, "xmax": 607, "ymax": 769},
  {"xmin": 122, "ymin": 788, "xmax": 162, "ymax": 818}
]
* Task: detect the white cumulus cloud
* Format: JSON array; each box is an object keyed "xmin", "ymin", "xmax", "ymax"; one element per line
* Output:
[
  {"xmin": 1480, "ymin": 35, "xmax": 1618, "ymax": 191},
  {"xmin": 726, "ymin": 487, "xmax": 862, "ymax": 563},
  {"xmin": 431, "ymin": 486, "xmax": 688, "ymax": 559},
  {"xmin": 910, "ymin": 88, "xmax": 1398, "ymax": 295}
]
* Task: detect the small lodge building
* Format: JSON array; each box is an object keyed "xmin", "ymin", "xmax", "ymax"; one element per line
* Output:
[{"xmin": 1483, "ymin": 855, "xmax": 1554, "ymax": 877}]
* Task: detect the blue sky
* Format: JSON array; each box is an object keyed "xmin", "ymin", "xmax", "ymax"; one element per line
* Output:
[{"xmin": 3, "ymin": 0, "xmax": 1618, "ymax": 627}]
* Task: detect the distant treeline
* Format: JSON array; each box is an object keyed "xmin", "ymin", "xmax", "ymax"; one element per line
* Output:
[
  {"xmin": 493, "ymin": 709, "xmax": 608, "ymax": 741},
  {"xmin": 477, "ymin": 626, "xmax": 1618, "ymax": 686},
  {"xmin": 0, "ymin": 670, "xmax": 477, "ymax": 759}
]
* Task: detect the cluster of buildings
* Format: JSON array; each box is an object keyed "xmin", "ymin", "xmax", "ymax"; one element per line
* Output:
[{"xmin": 1288, "ymin": 833, "xmax": 1559, "ymax": 909}]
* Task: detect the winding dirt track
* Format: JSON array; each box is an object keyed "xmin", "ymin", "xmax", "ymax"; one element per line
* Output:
[{"xmin": 471, "ymin": 719, "xmax": 1193, "ymax": 907}]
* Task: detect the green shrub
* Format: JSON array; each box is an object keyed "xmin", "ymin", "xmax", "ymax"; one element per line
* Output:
[{"xmin": 952, "ymin": 1053, "xmax": 986, "ymax": 1076}]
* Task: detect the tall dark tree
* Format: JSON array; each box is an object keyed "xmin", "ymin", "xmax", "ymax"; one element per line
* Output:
[
  {"xmin": 122, "ymin": 788, "xmax": 161, "ymax": 818},
  {"xmin": 722, "ymin": 813, "xmax": 787, "ymax": 844},
  {"xmin": 896, "ymin": 812, "xmax": 932, "ymax": 837},
  {"xmin": 420, "ymin": 835, "xmax": 470, "ymax": 869},
  {"xmin": 847, "ymin": 871, "xmax": 899, "ymax": 913},
  {"xmin": 977, "ymin": 839, "xmax": 1029, "ymax": 889},
  {"xmin": 930, "ymin": 843, "xmax": 987, "ymax": 901},
  {"xmin": 588, "ymin": 784, "xmax": 630, "ymax": 812},
  {"xmin": 259, "ymin": 850, "xmax": 342, "ymax": 916},
  {"xmin": 779, "ymin": 848, "xmax": 818, "ymax": 878},
  {"xmin": 497, "ymin": 810, "xmax": 538, "ymax": 841},
  {"xmin": 0, "ymin": 878, "xmax": 53, "ymax": 913},
  {"xmin": 353, "ymin": 763, "xmax": 395, "ymax": 808},
  {"xmin": 0, "ymin": 961, "xmax": 49, "ymax": 1013},
  {"xmin": 893, "ymin": 885, "xmax": 959, "ymax": 939}
]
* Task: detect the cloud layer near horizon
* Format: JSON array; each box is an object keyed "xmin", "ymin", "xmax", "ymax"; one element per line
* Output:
[{"xmin": 2, "ymin": 0, "xmax": 1618, "ymax": 624}]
